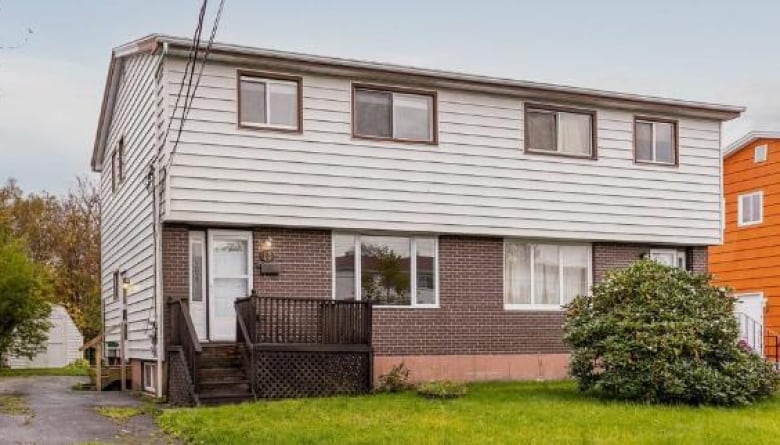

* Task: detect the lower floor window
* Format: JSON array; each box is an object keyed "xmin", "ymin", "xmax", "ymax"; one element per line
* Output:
[
  {"xmin": 504, "ymin": 241, "xmax": 591, "ymax": 308},
  {"xmin": 649, "ymin": 249, "xmax": 686, "ymax": 269},
  {"xmin": 143, "ymin": 362, "xmax": 157, "ymax": 393},
  {"xmin": 333, "ymin": 233, "xmax": 438, "ymax": 307}
]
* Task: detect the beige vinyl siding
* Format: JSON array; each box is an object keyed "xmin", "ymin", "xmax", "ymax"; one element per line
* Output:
[
  {"xmin": 163, "ymin": 58, "xmax": 721, "ymax": 245},
  {"xmin": 100, "ymin": 53, "xmax": 161, "ymax": 360}
]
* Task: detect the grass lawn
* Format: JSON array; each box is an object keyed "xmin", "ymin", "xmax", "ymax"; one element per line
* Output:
[
  {"xmin": 0, "ymin": 366, "xmax": 88, "ymax": 377},
  {"xmin": 158, "ymin": 381, "xmax": 780, "ymax": 445}
]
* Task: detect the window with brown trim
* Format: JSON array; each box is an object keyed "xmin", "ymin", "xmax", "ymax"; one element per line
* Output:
[
  {"xmin": 524, "ymin": 104, "xmax": 596, "ymax": 158},
  {"xmin": 117, "ymin": 137, "xmax": 125, "ymax": 183},
  {"xmin": 237, "ymin": 71, "xmax": 302, "ymax": 132},
  {"xmin": 634, "ymin": 117, "xmax": 678, "ymax": 165},
  {"xmin": 111, "ymin": 150, "xmax": 117, "ymax": 193},
  {"xmin": 352, "ymin": 84, "xmax": 437, "ymax": 143}
]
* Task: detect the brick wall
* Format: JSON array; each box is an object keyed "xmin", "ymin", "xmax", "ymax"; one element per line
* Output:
[
  {"xmin": 373, "ymin": 236, "xmax": 567, "ymax": 356},
  {"xmin": 592, "ymin": 243, "xmax": 708, "ymax": 283},
  {"xmin": 253, "ymin": 228, "xmax": 331, "ymax": 298},
  {"xmin": 161, "ymin": 225, "xmax": 188, "ymax": 352}
]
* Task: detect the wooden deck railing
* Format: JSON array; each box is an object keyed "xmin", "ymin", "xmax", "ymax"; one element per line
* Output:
[
  {"xmin": 255, "ymin": 296, "xmax": 372, "ymax": 345},
  {"xmin": 235, "ymin": 296, "xmax": 258, "ymax": 398},
  {"xmin": 168, "ymin": 299, "xmax": 202, "ymax": 400}
]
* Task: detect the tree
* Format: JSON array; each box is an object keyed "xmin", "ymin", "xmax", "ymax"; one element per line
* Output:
[
  {"xmin": 564, "ymin": 260, "xmax": 779, "ymax": 406},
  {"xmin": 0, "ymin": 177, "xmax": 101, "ymax": 339},
  {"xmin": 0, "ymin": 228, "xmax": 52, "ymax": 366}
]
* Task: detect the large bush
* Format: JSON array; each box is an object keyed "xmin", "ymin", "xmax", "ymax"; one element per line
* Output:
[{"xmin": 564, "ymin": 260, "xmax": 779, "ymax": 406}]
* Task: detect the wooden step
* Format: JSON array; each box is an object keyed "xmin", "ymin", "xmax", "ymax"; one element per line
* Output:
[
  {"xmin": 198, "ymin": 367, "xmax": 246, "ymax": 380},
  {"xmin": 198, "ymin": 390, "xmax": 254, "ymax": 405}
]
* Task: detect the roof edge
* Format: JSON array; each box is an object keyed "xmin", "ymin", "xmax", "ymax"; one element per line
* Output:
[
  {"xmin": 153, "ymin": 34, "xmax": 743, "ymax": 119},
  {"xmin": 724, "ymin": 131, "xmax": 780, "ymax": 159}
]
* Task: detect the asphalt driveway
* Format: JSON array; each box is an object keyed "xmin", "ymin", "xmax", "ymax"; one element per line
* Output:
[{"xmin": 0, "ymin": 376, "xmax": 171, "ymax": 445}]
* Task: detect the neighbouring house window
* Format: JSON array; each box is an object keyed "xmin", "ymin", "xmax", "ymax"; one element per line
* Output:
[
  {"xmin": 353, "ymin": 85, "xmax": 436, "ymax": 143},
  {"xmin": 525, "ymin": 105, "xmax": 595, "ymax": 157},
  {"xmin": 738, "ymin": 191, "xmax": 763, "ymax": 226},
  {"xmin": 189, "ymin": 232, "xmax": 206, "ymax": 303},
  {"xmin": 143, "ymin": 362, "xmax": 157, "ymax": 393},
  {"xmin": 755, "ymin": 144, "xmax": 768, "ymax": 163},
  {"xmin": 333, "ymin": 233, "xmax": 438, "ymax": 307},
  {"xmin": 504, "ymin": 241, "xmax": 591, "ymax": 309},
  {"xmin": 238, "ymin": 71, "xmax": 301, "ymax": 131},
  {"xmin": 635, "ymin": 117, "xmax": 677, "ymax": 165},
  {"xmin": 649, "ymin": 249, "xmax": 687, "ymax": 269}
]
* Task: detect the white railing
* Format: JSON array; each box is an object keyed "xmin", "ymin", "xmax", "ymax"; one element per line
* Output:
[{"xmin": 735, "ymin": 312, "xmax": 764, "ymax": 356}]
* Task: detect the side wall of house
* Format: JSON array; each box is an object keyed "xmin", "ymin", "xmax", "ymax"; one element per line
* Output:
[
  {"xmin": 710, "ymin": 138, "xmax": 780, "ymax": 336},
  {"xmin": 162, "ymin": 57, "xmax": 722, "ymax": 246},
  {"xmin": 100, "ymin": 52, "xmax": 161, "ymax": 362}
]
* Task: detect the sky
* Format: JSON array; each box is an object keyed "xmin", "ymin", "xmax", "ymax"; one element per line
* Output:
[{"xmin": 1, "ymin": 0, "xmax": 779, "ymax": 194}]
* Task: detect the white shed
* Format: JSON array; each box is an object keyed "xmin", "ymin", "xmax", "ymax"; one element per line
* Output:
[{"xmin": 7, "ymin": 305, "xmax": 84, "ymax": 369}]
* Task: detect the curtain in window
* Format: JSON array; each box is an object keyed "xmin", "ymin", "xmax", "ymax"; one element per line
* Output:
[
  {"xmin": 558, "ymin": 112, "xmax": 591, "ymax": 155},
  {"xmin": 534, "ymin": 245, "xmax": 560, "ymax": 305},
  {"xmin": 655, "ymin": 122, "xmax": 674, "ymax": 163},
  {"xmin": 561, "ymin": 246, "xmax": 588, "ymax": 304},
  {"xmin": 268, "ymin": 82, "xmax": 298, "ymax": 127},
  {"xmin": 505, "ymin": 242, "xmax": 532, "ymax": 304},
  {"xmin": 355, "ymin": 90, "xmax": 392, "ymax": 138},
  {"xmin": 394, "ymin": 93, "xmax": 432, "ymax": 141}
]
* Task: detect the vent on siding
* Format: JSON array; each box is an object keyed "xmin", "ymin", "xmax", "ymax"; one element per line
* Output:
[{"xmin": 755, "ymin": 144, "xmax": 768, "ymax": 163}]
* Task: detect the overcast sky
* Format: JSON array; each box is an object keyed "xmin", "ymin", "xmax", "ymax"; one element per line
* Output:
[{"xmin": 1, "ymin": 0, "xmax": 779, "ymax": 194}]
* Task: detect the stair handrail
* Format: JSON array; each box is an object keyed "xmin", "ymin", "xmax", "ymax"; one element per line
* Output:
[
  {"xmin": 736, "ymin": 311, "xmax": 764, "ymax": 355},
  {"xmin": 765, "ymin": 326, "xmax": 780, "ymax": 369},
  {"xmin": 235, "ymin": 292, "xmax": 258, "ymax": 399},
  {"xmin": 168, "ymin": 298, "xmax": 202, "ymax": 403}
]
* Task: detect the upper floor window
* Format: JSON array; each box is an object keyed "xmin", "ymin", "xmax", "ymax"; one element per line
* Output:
[
  {"xmin": 504, "ymin": 241, "xmax": 591, "ymax": 310},
  {"xmin": 111, "ymin": 138, "xmax": 124, "ymax": 192},
  {"xmin": 352, "ymin": 85, "xmax": 436, "ymax": 143},
  {"xmin": 755, "ymin": 144, "xmax": 768, "ymax": 163},
  {"xmin": 635, "ymin": 117, "xmax": 677, "ymax": 165},
  {"xmin": 525, "ymin": 105, "xmax": 596, "ymax": 158},
  {"xmin": 738, "ymin": 191, "xmax": 763, "ymax": 226},
  {"xmin": 238, "ymin": 71, "xmax": 302, "ymax": 132}
]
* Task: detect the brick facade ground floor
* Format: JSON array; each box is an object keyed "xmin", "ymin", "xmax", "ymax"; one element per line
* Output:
[{"xmin": 155, "ymin": 224, "xmax": 708, "ymax": 389}]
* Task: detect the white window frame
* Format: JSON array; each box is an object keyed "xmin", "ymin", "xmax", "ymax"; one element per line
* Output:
[
  {"xmin": 755, "ymin": 144, "xmax": 768, "ymax": 163},
  {"xmin": 738, "ymin": 191, "xmax": 763, "ymax": 227},
  {"xmin": 143, "ymin": 362, "xmax": 156, "ymax": 393},
  {"xmin": 635, "ymin": 119, "xmax": 677, "ymax": 165},
  {"xmin": 238, "ymin": 75, "xmax": 300, "ymax": 130},
  {"xmin": 332, "ymin": 233, "xmax": 439, "ymax": 308},
  {"xmin": 649, "ymin": 249, "xmax": 687, "ymax": 269},
  {"xmin": 503, "ymin": 241, "xmax": 592, "ymax": 311}
]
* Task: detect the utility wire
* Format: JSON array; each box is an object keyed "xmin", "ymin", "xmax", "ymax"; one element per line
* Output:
[{"xmin": 166, "ymin": 0, "xmax": 226, "ymax": 172}]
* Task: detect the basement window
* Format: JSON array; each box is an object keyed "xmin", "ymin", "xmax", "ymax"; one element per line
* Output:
[{"xmin": 143, "ymin": 362, "xmax": 157, "ymax": 393}]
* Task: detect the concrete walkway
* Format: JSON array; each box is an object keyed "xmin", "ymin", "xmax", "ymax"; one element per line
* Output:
[{"xmin": 0, "ymin": 376, "xmax": 171, "ymax": 445}]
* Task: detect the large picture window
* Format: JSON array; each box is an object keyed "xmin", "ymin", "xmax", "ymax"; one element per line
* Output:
[
  {"xmin": 504, "ymin": 241, "xmax": 591, "ymax": 309},
  {"xmin": 333, "ymin": 233, "xmax": 438, "ymax": 307}
]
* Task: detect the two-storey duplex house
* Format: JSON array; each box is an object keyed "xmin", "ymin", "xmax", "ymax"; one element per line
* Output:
[
  {"xmin": 91, "ymin": 34, "xmax": 741, "ymax": 404},
  {"xmin": 710, "ymin": 131, "xmax": 780, "ymax": 366}
]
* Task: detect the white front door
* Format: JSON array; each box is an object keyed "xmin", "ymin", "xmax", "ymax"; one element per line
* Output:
[
  {"xmin": 189, "ymin": 232, "xmax": 208, "ymax": 342},
  {"xmin": 735, "ymin": 293, "xmax": 765, "ymax": 354},
  {"xmin": 208, "ymin": 230, "xmax": 253, "ymax": 341}
]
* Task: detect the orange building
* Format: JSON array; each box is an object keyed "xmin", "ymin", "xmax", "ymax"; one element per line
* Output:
[{"xmin": 710, "ymin": 131, "xmax": 780, "ymax": 362}]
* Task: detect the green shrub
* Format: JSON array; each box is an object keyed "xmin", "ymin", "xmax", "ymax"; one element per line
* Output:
[
  {"xmin": 65, "ymin": 359, "xmax": 90, "ymax": 371},
  {"xmin": 564, "ymin": 259, "xmax": 780, "ymax": 406},
  {"xmin": 416, "ymin": 381, "xmax": 467, "ymax": 399},
  {"xmin": 376, "ymin": 363, "xmax": 411, "ymax": 393}
]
